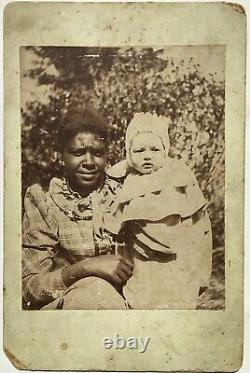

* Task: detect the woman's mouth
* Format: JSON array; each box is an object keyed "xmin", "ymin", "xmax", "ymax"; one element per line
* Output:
[{"xmin": 77, "ymin": 171, "xmax": 98, "ymax": 180}]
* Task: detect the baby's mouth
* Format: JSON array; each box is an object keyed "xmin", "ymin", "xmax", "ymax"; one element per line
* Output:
[{"xmin": 142, "ymin": 163, "xmax": 153, "ymax": 168}]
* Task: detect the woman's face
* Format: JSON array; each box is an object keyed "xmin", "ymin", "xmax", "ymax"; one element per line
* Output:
[
  {"xmin": 62, "ymin": 131, "xmax": 107, "ymax": 195},
  {"xmin": 129, "ymin": 133, "xmax": 165, "ymax": 174}
]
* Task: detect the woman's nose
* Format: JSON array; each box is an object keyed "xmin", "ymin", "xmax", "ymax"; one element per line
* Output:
[{"xmin": 82, "ymin": 152, "xmax": 94, "ymax": 165}]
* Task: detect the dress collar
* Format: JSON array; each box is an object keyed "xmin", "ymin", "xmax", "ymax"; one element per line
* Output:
[{"xmin": 48, "ymin": 175, "xmax": 121, "ymax": 221}]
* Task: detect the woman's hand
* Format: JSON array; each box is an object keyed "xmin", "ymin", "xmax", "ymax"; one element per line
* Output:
[
  {"xmin": 84, "ymin": 255, "xmax": 134, "ymax": 287},
  {"xmin": 61, "ymin": 254, "xmax": 133, "ymax": 288}
]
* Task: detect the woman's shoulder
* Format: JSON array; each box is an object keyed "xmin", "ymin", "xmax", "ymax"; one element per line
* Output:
[
  {"xmin": 24, "ymin": 178, "xmax": 62, "ymax": 204},
  {"xmin": 25, "ymin": 183, "xmax": 47, "ymax": 201},
  {"xmin": 23, "ymin": 179, "xmax": 63, "ymax": 229}
]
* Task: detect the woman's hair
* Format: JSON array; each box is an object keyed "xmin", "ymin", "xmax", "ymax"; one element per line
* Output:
[{"xmin": 58, "ymin": 105, "xmax": 109, "ymax": 150}]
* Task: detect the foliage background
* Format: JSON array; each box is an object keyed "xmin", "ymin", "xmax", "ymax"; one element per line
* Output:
[{"xmin": 21, "ymin": 46, "xmax": 225, "ymax": 309}]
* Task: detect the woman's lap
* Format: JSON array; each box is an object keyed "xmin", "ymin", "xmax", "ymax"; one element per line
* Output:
[{"xmin": 42, "ymin": 277, "xmax": 127, "ymax": 310}]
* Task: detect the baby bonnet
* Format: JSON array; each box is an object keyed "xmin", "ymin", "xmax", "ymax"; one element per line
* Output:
[{"xmin": 125, "ymin": 112, "xmax": 171, "ymax": 155}]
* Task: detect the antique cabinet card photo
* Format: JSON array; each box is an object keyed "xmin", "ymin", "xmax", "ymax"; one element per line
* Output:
[{"xmin": 3, "ymin": 2, "xmax": 245, "ymax": 372}]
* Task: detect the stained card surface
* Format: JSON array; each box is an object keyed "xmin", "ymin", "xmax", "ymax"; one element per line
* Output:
[{"xmin": 4, "ymin": 2, "xmax": 245, "ymax": 371}]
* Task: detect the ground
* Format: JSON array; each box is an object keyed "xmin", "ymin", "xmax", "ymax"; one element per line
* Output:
[{"xmin": 197, "ymin": 246, "xmax": 225, "ymax": 310}]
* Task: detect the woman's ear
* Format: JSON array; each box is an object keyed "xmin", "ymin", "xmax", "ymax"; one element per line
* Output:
[{"xmin": 55, "ymin": 151, "xmax": 64, "ymax": 167}]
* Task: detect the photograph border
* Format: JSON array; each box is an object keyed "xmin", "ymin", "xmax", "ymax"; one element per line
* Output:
[{"xmin": 3, "ymin": 2, "xmax": 245, "ymax": 371}]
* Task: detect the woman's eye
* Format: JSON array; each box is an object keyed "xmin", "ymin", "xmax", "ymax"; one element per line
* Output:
[
  {"xmin": 73, "ymin": 152, "xmax": 83, "ymax": 157},
  {"xmin": 94, "ymin": 150, "xmax": 104, "ymax": 157}
]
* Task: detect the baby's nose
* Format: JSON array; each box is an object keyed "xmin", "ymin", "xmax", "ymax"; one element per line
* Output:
[{"xmin": 144, "ymin": 152, "xmax": 152, "ymax": 159}]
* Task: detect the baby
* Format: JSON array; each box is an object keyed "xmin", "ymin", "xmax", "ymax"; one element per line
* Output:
[{"xmin": 105, "ymin": 113, "xmax": 212, "ymax": 309}]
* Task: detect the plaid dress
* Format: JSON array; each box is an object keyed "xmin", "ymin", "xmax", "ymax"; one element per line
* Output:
[{"xmin": 22, "ymin": 176, "xmax": 122, "ymax": 309}]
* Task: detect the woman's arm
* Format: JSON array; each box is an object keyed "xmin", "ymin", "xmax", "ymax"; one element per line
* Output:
[
  {"xmin": 22, "ymin": 185, "xmax": 133, "ymax": 309},
  {"xmin": 22, "ymin": 185, "xmax": 68, "ymax": 309},
  {"xmin": 61, "ymin": 254, "xmax": 134, "ymax": 288}
]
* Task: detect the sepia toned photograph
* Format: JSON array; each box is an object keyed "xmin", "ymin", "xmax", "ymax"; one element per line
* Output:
[
  {"xmin": 21, "ymin": 45, "xmax": 225, "ymax": 311},
  {"xmin": 4, "ymin": 2, "xmax": 245, "ymax": 372}
]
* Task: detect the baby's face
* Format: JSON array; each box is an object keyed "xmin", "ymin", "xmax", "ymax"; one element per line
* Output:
[{"xmin": 129, "ymin": 133, "xmax": 165, "ymax": 174}]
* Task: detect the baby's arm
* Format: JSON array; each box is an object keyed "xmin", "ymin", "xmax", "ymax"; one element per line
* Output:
[{"xmin": 103, "ymin": 199, "xmax": 124, "ymax": 235}]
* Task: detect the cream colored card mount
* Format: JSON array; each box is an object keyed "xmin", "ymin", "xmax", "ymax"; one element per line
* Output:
[{"xmin": 4, "ymin": 2, "xmax": 245, "ymax": 372}]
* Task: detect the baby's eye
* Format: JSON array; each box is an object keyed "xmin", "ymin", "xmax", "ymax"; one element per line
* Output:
[
  {"xmin": 151, "ymin": 147, "xmax": 160, "ymax": 152},
  {"xmin": 133, "ymin": 148, "xmax": 144, "ymax": 153}
]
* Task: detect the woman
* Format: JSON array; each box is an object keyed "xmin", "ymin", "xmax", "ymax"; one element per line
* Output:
[{"xmin": 22, "ymin": 106, "xmax": 133, "ymax": 310}]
